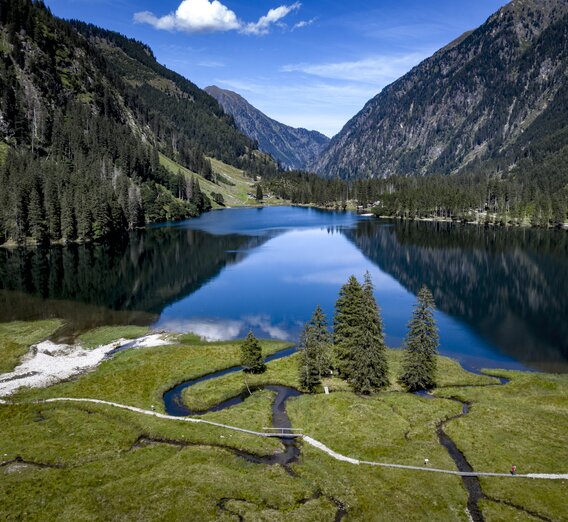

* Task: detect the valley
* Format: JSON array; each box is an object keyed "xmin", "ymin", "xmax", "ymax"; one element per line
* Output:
[{"xmin": 1, "ymin": 0, "xmax": 567, "ymax": 520}]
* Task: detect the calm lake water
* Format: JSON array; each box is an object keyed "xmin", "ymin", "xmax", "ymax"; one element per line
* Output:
[{"xmin": 1, "ymin": 206, "xmax": 567, "ymax": 373}]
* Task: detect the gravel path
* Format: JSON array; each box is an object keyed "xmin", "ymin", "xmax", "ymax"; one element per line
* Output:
[{"xmin": 2, "ymin": 396, "xmax": 566, "ymax": 480}]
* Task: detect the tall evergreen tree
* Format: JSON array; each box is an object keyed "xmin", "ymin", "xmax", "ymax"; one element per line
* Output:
[
  {"xmin": 333, "ymin": 275, "xmax": 363, "ymax": 379},
  {"xmin": 350, "ymin": 272, "xmax": 390, "ymax": 393},
  {"xmin": 333, "ymin": 273, "xmax": 390, "ymax": 393},
  {"xmin": 240, "ymin": 331, "xmax": 266, "ymax": 374},
  {"xmin": 400, "ymin": 285, "xmax": 440, "ymax": 391},
  {"xmin": 60, "ymin": 190, "xmax": 76, "ymax": 241},
  {"xmin": 256, "ymin": 184, "xmax": 263, "ymax": 202},
  {"xmin": 297, "ymin": 327, "xmax": 321, "ymax": 392},
  {"xmin": 309, "ymin": 305, "xmax": 333, "ymax": 376},
  {"xmin": 28, "ymin": 183, "xmax": 47, "ymax": 243},
  {"xmin": 298, "ymin": 305, "xmax": 333, "ymax": 391}
]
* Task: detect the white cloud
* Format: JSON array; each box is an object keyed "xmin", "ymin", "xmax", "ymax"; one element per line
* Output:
[
  {"xmin": 134, "ymin": 0, "xmax": 239, "ymax": 33},
  {"xmin": 134, "ymin": 0, "xmax": 303, "ymax": 36},
  {"xmin": 281, "ymin": 53, "xmax": 429, "ymax": 85},
  {"xmin": 243, "ymin": 315, "xmax": 291, "ymax": 340},
  {"xmin": 242, "ymin": 2, "xmax": 301, "ymax": 35},
  {"xmin": 292, "ymin": 17, "xmax": 317, "ymax": 31},
  {"xmin": 157, "ymin": 318, "xmax": 243, "ymax": 340},
  {"xmin": 134, "ymin": 11, "xmax": 177, "ymax": 31}
]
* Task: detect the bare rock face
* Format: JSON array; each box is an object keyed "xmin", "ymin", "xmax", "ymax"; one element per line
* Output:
[
  {"xmin": 314, "ymin": 0, "xmax": 568, "ymax": 179},
  {"xmin": 206, "ymin": 86, "xmax": 330, "ymax": 171}
]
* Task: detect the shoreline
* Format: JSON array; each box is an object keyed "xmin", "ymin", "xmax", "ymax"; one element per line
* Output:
[
  {"xmin": 0, "ymin": 328, "xmax": 562, "ymax": 400},
  {"xmin": 372, "ymin": 213, "xmax": 568, "ymax": 230},
  {"xmin": 3, "ymin": 204, "xmax": 566, "ymax": 250}
]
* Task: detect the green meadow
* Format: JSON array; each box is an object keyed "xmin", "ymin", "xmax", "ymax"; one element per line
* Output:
[{"xmin": 0, "ymin": 323, "xmax": 566, "ymax": 521}]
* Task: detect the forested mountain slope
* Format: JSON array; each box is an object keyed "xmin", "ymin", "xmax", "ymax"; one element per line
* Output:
[
  {"xmin": 0, "ymin": 0, "xmax": 275, "ymax": 245},
  {"xmin": 205, "ymin": 85, "xmax": 329, "ymax": 170},
  {"xmin": 314, "ymin": 0, "xmax": 568, "ymax": 182}
]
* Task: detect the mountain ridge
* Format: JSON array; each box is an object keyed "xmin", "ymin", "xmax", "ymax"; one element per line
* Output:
[
  {"xmin": 205, "ymin": 85, "xmax": 329, "ymax": 171},
  {"xmin": 313, "ymin": 0, "xmax": 568, "ymax": 180}
]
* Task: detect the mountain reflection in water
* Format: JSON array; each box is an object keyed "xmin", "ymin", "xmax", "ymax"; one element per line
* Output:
[{"xmin": 345, "ymin": 220, "xmax": 568, "ymax": 373}]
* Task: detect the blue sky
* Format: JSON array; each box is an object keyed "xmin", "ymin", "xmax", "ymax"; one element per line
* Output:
[{"xmin": 45, "ymin": 0, "xmax": 507, "ymax": 137}]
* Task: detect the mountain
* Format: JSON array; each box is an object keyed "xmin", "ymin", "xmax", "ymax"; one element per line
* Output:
[
  {"xmin": 0, "ymin": 0, "xmax": 275, "ymax": 245},
  {"xmin": 314, "ymin": 0, "xmax": 568, "ymax": 180},
  {"xmin": 205, "ymin": 85, "xmax": 330, "ymax": 171}
]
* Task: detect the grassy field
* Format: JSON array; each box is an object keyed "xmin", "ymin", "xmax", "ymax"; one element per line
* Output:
[
  {"xmin": 160, "ymin": 153, "xmax": 287, "ymax": 209},
  {"xmin": 1, "ymin": 323, "xmax": 567, "ymax": 521},
  {"xmin": 77, "ymin": 325, "xmax": 150, "ymax": 349},
  {"xmin": 0, "ymin": 320, "xmax": 62, "ymax": 373},
  {"xmin": 436, "ymin": 370, "xmax": 568, "ymax": 521},
  {"xmin": 183, "ymin": 348, "xmax": 497, "ymax": 411}
]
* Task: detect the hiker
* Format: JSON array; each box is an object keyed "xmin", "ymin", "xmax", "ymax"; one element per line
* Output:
[
  {"xmin": 424, "ymin": 458, "xmax": 429, "ymax": 466},
  {"xmin": 511, "ymin": 464, "xmax": 517, "ymax": 475}
]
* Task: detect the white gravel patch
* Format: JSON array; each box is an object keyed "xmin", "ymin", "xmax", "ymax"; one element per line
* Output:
[
  {"xmin": 130, "ymin": 334, "xmax": 172, "ymax": 348},
  {"xmin": 0, "ymin": 334, "xmax": 173, "ymax": 398}
]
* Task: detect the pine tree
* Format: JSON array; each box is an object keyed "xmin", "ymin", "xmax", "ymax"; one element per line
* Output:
[
  {"xmin": 256, "ymin": 184, "xmax": 263, "ymax": 202},
  {"xmin": 350, "ymin": 272, "xmax": 389, "ymax": 393},
  {"xmin": 297, "ymin": 327, "xmax": 321, "ymax": 391},
  {"xmin": 298, "ymin": 305, "xmax": 333, "ymax": 391},
  {"xmin": 333, "ymin": 275, "xmax": 363, "ymax": 379},
  {"xmin": 240, "ymin": 331, "xmax": 266, "ymax": 374},
  {"xmin": 400, "ymin": 286, "xmax": 439, "ymax": 391},
  {"xmin": 334, "ymin": 274, "xmax": 390, "ymax": 393},
  {"xmin": 60, "ymin": 189, "xmax": 76, "ymax": 241},
  {"xmin": 308, "ymin": 305, "xmax": 333, "ymax": 376},
  {"xmin": 28, "ymin": 183, "xmax": 47, "ymax": 243}
]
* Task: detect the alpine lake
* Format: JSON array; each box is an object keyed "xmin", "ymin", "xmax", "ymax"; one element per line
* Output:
[{"xmin": 1, "ymin": 205, "xmax": 566, "ymax": 374}]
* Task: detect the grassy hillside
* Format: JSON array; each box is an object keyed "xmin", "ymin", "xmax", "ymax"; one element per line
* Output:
[{"xmin": 160, "ymin": 153, "xmax": 287, "ymax": 208}]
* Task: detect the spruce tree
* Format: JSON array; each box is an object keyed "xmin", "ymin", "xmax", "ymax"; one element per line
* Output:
[
  {"xmin": 333, "ymin": 275, "xmax": 363, "ymax": 379},
  {"xmin": 400, "ymin": 286, "xmax": 439, "ymax": 391},
  {"xmin": 309, "ymin": 305, "xmax": 333, "ymax": 376},
  {"xmin": 60, "ymin": 190, "xmax": 76, "ymax": 241},
  {"xmin": 28, "ymin": 183, "xmax": 47, "ymax": 243},
  {"xmin": 298, "ymin": 305, "xmax": 333, "ymax": 391},
  {"xmin": 256, "ymin": 184, "xmax": 263, "ymax": 202},
  {"xmin": 333, "ymin": 273, "xmax": 390, "ymax": 393},
  {"xmin": 350, "ymin": 272, "xmax": 389, "ymax": 393},
  {"xmin": 297, "ymin": 328, "xmax": 321, "ymax": 391},
  {"xmin": 240, "ymin": 331, "xmax": 266, "ymax": 374}
]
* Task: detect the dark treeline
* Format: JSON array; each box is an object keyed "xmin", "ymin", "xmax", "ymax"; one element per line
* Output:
[
  {"xmin": 0, "ymin": 101, "xmax": 211, "ymax": 244},
  {"xmin": 264, "ymin": 160, "xmax": 568, "ymax": 228}
]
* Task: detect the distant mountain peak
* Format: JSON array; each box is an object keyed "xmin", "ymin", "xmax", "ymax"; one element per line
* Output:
[{"xmin": 205, "ymin": 85, "xmax": 330, "ymax": 170}]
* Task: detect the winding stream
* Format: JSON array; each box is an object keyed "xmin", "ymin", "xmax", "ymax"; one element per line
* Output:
[
  {"xmin": 164, "ymin": 347, "xmax": 303, "ymax": 469},
  {"xmin": 161, "ymin": 347, "xmax": 508, "ymax": 521}
]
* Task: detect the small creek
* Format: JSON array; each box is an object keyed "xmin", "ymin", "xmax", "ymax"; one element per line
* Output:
[
  {"xmin": 161, "ymin": 347, "xmax": 509, "ymax": 522},
  {"xmin": 163, "ymin": 347, "xmax": 303, "ymax": 468},
  {"xmin": 426, "ymin": 375, "xmax": 511, "ymax": 522}
]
